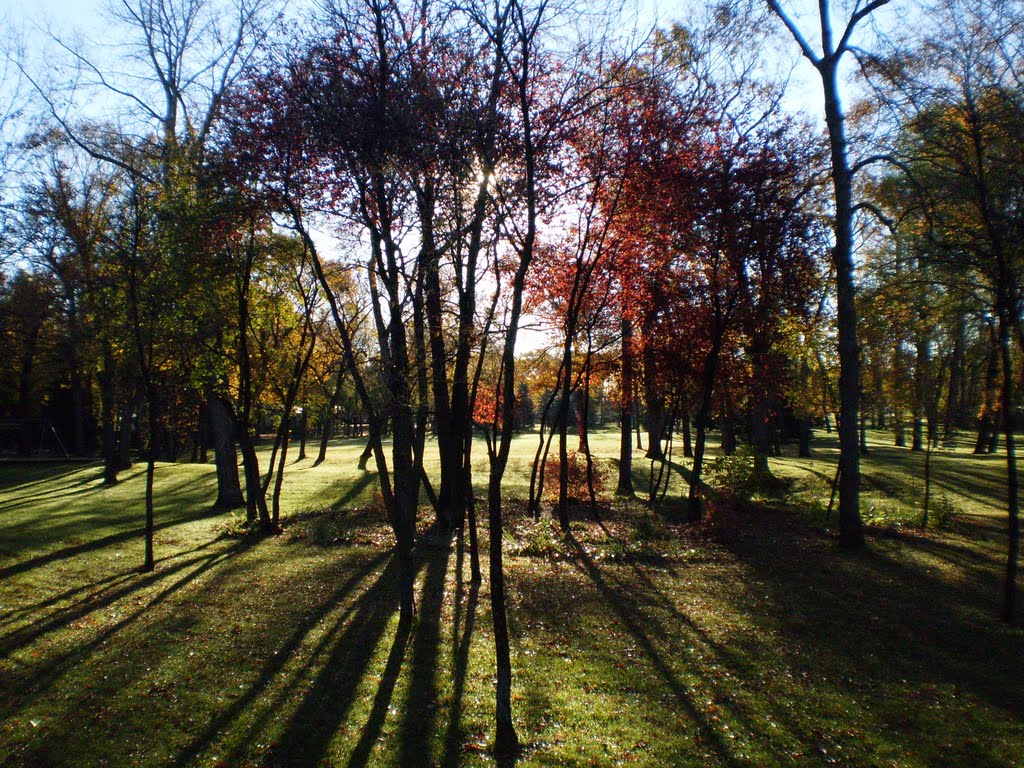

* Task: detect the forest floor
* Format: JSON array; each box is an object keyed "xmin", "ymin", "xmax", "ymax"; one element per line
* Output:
[{"xmin": 1, "ymin": 429, "xmax": 1021, "ymax": 767}]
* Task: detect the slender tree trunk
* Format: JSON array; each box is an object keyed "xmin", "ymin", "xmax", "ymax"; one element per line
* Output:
[
  {"xmin": 118, "ymin": 396, "xmax": 134, "ymax": 469},
  {"xmin": 641, "ymin": 321, "xmax": 666, "ymax": 460},
  {"xmin": 412, "ymin": 270, "xmax": 433, "ymax": 519},
  {"xmin": 297, "ymin": 408, "xmax": 308, "ymax": 461},
  {"xmin": 556, "ymin": 332, "xmax": 573, "ymax": 531},
  {"xmin": 617, "ymin": 316, "xmax": 634, "ymax": 495},
  {"xmin": 976, "ymin": 323, "xmax": 1000, "ymax": 454},
  {"xmin": 528, "ymin": 363, "xmax": 564, "ymax": 514},
  {"xmin": 209, "ymin": 392, "xmax": 244, "ymax": 509},
  {"xmin": 142, "ymin": 392, "xmax": 158, "ymax": 572},
  {"xmin": 272, "ymin": 413, "xmax": 289, "ymax": 526},
  {"xmin": 315, "ymin": 366, "xmax": 345, "ymax": 466},
  {"xmin": 943, "ymin": 315, "xmax": 966, "ymax": 447},
  {"xmin": 101, "ymin": 343, "xmax": 118, "ymax": 485},
  {"xmin": 420, "ymin": 184, "xmax": 459, "ymax": 531},
  {"xmin": 237, "ymin": 424, "xmax": 269, "ymax": 526},
  {"xmin": 358, "ymin": 438, "xmax": 374, "ymax": 470},
  {"xmin": 821, "ymin": 58, "xmax": 863, "ymax": 549},
  {"xmin": 581, "ymin": 352, "xmax": 598, "ymax": 515},
  {"xmin": 749, "ymin": 335, "xmax": 773, "ymax": 475},
  {"xmin": 917, "ymin": 329, "xmax": 933, "ymax": 450},
  {"xmin": 687, "ymin": 339, "xmax": 723, "ymax": 522},
  {"xmin": 999, "ymin": 312, "xmax": 1019, "ymax": 624}
]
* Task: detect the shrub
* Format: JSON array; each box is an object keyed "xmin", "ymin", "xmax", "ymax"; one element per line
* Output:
[
  {"xmin": 929, "ymin": 493, "xmax": 960, "ymax": 530},
  {"xmin": 506, "ymin": 519, "xmax": 568, "ymax": 559},
  {"xmin": 706, "ymin": 447, "xmax": 788, "ymax": 502},
  {"xmin": 541, "ymin": 449, "xmax": 606, "ymax": 502}
]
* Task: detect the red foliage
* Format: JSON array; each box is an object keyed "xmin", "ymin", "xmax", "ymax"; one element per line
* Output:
[{"xmin": 542, "ymin": 450, "xmax": 606, "ymax": 502}]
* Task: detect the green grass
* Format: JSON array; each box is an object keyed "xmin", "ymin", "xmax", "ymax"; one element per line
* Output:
[{"xmin": 1, "ymin": 429, "xmax": 1022, "ymax": 767}]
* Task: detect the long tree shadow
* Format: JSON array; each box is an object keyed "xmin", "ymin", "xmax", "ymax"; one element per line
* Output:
[
  {"xmin": 442, "ymin": 533, "xmax": 480, "ymax": 767},
  {"xmin": 391, "ymin": 538, "xmax": 452, "ymax": 767},
  {"xmin": 261, "ymin": 558, "xmax": 406, "ymax": 767},
  {"xmin": 565, "ymin": 533, "xmax": 746, "ymax": 768},
  {"xmin": 342, "ymin": 619, "xmax": 412, "ymax": 768},
  {"xmin": 0, "ymin": 504, "xmax": 229, "ymax": 582},
  {"xmin": 169, "ymin": 550, "xmax": 391, "ymax": 768},
  {"xmin": 332, "ymin": 472, "xmax": 378, "ymax": 510},
  {"xmin": 0, "ymin": 537, "xmax": 231, "ymax": 656},
  {"xmin": 0, "ymin": 536, "xmax": 256, "ymax": 718},
  {"xmin": 0, "ymin": 568, "xmax": 136, "ymax": 625},
  {"xmin": 723, "ymin": 506, "xmax": 1024, "ymax": 730},
  {"xmin": 0, "ymin": 464, "xmax": 98, "ymax": 492}
]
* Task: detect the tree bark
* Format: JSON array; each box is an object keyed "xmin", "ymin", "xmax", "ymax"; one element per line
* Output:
[
  {"xmin": 101, "ymin": 342, "xmax": 119, "ymax": 485},
  {"xmin": 315, "ymin": 366, "xmax": 345, "ymax": 466},
  {"xmin": 641, "ymin": 319, "xmax": 666, "ymax": 460},
  {"xmin": 209, "ymin": 392, "xmax": 244, "ymax": 509},
  {"xmin": 999, "ymin": 311, "xmax": 1019, "ymax": 624},
  {"xmin": 617, "ymin": 315, "xmax": 635, "ymax": 496}
]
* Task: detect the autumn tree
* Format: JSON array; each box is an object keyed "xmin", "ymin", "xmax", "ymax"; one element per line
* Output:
[
  {"xmin": 868, "ymin": 0, "xmax": 1024, "ymax": 620},
  {"xmin": 765, "ymin": 0, "xmax": 895, "ymax": 549}
]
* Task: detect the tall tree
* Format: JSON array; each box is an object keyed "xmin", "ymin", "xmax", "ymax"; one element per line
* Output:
[
  {"xmin": 765, "ymin": 0, "xmax": 893, "ymax": 548},
  {"xmin": 869, "ymin": 0, "xmax": 1024, "ymax": 620}
]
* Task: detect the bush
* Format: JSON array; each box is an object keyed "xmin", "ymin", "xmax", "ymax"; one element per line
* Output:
[
  {"xmin": 706, "ymin": 447, "xmax": 788, "ymax": 502},
  {"xmin": 541, "ymin": 449, "xmax": 606, "ymax": 502},
  {"xmin": 506, "ymin": 519, "xmax": 568, "ymax": 559},
  {"xmin": 929, "ymin": 493, "xmax": 960, "ymax": 530}
]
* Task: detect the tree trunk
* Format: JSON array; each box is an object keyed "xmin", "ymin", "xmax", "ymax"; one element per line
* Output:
[
  {"xmin": 238, "ymin": 426, "xmax": 270, "ymax": 527},
  {"xmin": 687, "ymin": 338, "xmax": 723, "ymax": 522},
  {"xmin": 118, "ymin": 397, "xmax": 134, "ymax": 469},
  {"xmin": 998, "ymin": 311, "xmax": 1019, "ymax": 624},
  {"xmin": 617, "ymin": 316, "xmax": 635, "ymax": 496},
  {"xmin": 271, "ymin": 413, "xmax": 289, "ymax": 526},
  {"xmin": 556, "ymin": 334, "xmax": 573, "ymax": 531},
  {"xmin": 358, "ymin": 438, "xmax": 374, "ymax": 470},
  {"xmin": 316, "ymin": 368, "xmax": 344, "ymax": 466},
  {"xmin": 976, "ymin": 323, "xmax": 1000, "ymax": 454},
  {"xmin": 420, "ymin": 184, "xmax": 459, "ymax": 531},
  {"xmin": 943, "ymin": 315, "xmax": 966, "ymax": 447},
  {"xmin": 101, "ymin": 343, "xmax": 119, "ymax": 485},
  {"xmin": 297, "ymin": 408, "xmax": 308, "ymax": 461},
  {"xmin": 209, "ymin": 393, "xmax": 244, "ymax": 509},
  {"xmin": 822, "ymin": 58, "xmax": 863, "ymax": 549},
  {"xmin": 142, "ymin": 392, "xmax": 158, "ymax": 572},
  {"xmin": 749, "ymin": 335, "xmax": 774, "ymax": 475},
  {"xmin": 798, "ymin": 417, "xmax": 812, "ymax": 458},
  {"xmin": 641, "ymin": 321, "xmax": 666, "ymax": 460}
]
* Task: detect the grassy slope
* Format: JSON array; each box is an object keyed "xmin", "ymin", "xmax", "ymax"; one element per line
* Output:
[{"xmin": 0, "ymin": 430, "xmax": 1021, "ymax": 767}]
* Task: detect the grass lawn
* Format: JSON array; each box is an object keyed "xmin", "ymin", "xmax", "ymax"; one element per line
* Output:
[{"xmin": 0, "ymin": 429, "xmax": 1021, "ymax": 767}]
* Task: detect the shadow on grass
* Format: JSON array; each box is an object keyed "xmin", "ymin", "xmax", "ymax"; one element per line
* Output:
[
  {"xmin": 0, "ymin": 536, "xmax": 258, "ymax": 722},
  {"xmin": 0, "ymin": 504, "xmax": 229, "ymax": 582},
  {"xmin": 0, "ymin": 464, "xmax": 101, "ymax": 494},
  {"xmin": 169, "ymin": 551, "xmax": 392, "ymax": 768},
  {"xmin": 565, "ymin": 532, "xmax": 746, "ymax": 768},
  {"xmin": 392, "ymin": 537, "xmax": 452, "ymax": 767},
  {"xmin": 260, "ymin": 553, "xmax": 414, "ymax": 768},
  {"xmin": 2, "ymin": 469, "xmax": 222, "ymax": 568},
  {"xmin": 441, "ymin": 533, "xmax": 481, "ymax": 767},
  {"xmin": 332, "ymin": 472, "xmax": 379, "ymax": 510},
  {"xmin": 721, "ymin": 505, "xmax": 1023, "ymax": 745}
]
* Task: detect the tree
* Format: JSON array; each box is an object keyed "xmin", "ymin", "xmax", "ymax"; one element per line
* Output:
[
  {"xmin": 765, "ymin": 0, "xmax": 894, "ymax": 549},
  {"xmin": 869, "ymin": 0, "xmax": 1024, "ymax": 620}
]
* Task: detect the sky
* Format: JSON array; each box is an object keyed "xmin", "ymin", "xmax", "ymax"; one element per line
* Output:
[
  {"xmin": 9, "ymin": 0, "xmax": 831, "ymax": 117},
  {"xmin": 5, "ymin": 0, "xmax": 894, "ymax": 349}
]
